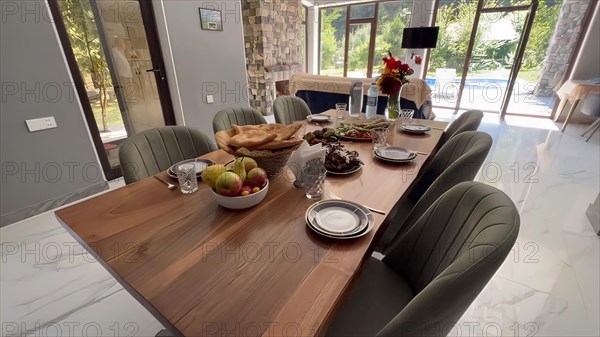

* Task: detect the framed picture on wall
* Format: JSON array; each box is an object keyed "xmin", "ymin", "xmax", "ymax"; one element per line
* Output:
[{"xmin": 199, "ymin": 8, "xmax": 223, "ymax": 31}]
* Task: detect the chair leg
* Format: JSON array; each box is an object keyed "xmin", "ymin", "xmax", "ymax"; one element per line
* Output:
[
  {"xmin": 585, "ymin": 123, "xmax": 600, "ymax": 142},
  {"xmin": 581, "ymin": 119, "xmax": 600, "ymax": 137}
]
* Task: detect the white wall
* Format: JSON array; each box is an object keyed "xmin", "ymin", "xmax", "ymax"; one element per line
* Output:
[
  {"xmin": 0, "ymin": 0, "xmax": 106, "ymax": 226},
  {"xmin": 152, "ymin": 0, "xmax": 250, "ymax": 137}
]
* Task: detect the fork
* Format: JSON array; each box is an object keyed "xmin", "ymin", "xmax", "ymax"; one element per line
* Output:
[
  {"xmin": 154, "ymin": 175, "xmax": 177, "ymax": 190},
  {"xmin": 327, "ymin": 192, "xmax": 386, "ymax": 215}
]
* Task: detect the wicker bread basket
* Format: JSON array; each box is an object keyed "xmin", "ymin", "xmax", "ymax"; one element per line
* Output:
[{"xmin": 235, "ymin": 145, "xmax": 300, "ymax": 179}]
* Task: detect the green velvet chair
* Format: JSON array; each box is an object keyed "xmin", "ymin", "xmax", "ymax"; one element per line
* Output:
[
  {"xmin": 326, "ymin": 181, "xmax": 520, "ymax": 337},
  {"xmin": 118, "ymin": 126, "xmax": 216, "ymax": 184},
  {"xmin": 378, "ymin": 131, "xmax": 493, "ymax": 253},
  {"xmin": 440, "ymin": 109, "xmax": 484, "ymax": 144},
  {"xmin": 273, "ymin": 96, "xmax": 312, "ymax": 124},
  {"xmin": 212, "ymin": 107, "xmax": 267, "ymax": 133}
]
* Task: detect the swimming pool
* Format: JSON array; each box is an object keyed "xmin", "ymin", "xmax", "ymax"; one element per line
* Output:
[{"xmin": 426, "ymin": 78, "xmax": 509, "ymax": 89}]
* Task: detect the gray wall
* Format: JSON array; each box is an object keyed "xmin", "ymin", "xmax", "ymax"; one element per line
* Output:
[
  {"xmin": 0, "ymin": 0, "xmax": 107, "ymax": 226},
  {"xmin": 560, "ymin": 4, "xmax": 600, "ymax": 123},
  {"xmin": 571, "ymin": 4, "xmax": 600, "ymax": 80},
  {"xmin": 152, "ymin": 0, "xmax": 250, "ymax": 138}
]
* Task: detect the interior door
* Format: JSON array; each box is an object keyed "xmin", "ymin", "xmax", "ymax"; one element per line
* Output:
[{"xmin": 49, "ymin": 0, "xmax": 175, "ymax": 180}]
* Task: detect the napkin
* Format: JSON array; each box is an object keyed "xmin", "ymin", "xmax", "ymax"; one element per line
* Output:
[{"xmin": 287, "ymin": 141, "xmax": 326, "ymax": 181}]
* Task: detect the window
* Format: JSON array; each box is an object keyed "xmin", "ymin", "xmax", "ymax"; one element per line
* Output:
[
  {"xmin": 319, "ymin": 1, "xmax": 414, "ymax": 78},
  {"xmin": 319, "ymin": 6, "xmax": 347, "ymax": 76}
]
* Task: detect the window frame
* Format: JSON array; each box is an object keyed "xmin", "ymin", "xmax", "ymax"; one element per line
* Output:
[{"xmin": 318, "ymin": 0, "xmax": 414, "ymax": 78}]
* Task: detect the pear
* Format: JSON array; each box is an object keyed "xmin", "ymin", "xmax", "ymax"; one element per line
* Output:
[{"xmin": 233, "ymin": 158, "xmax": 247, "ymax": 182}]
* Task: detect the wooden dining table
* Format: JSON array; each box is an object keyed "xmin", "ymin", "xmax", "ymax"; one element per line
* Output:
[{"xmin": 55, "ymin": 111, "xmax": 448, "ymax": 337}]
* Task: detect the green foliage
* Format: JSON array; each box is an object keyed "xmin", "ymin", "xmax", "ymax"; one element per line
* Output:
[
  {"xmin": 58, "ymin": 0, "xmax": 112, "ymax": 132},
  {"xmin": 430, "ymin": 1, "xmax": 479, "ymax": 72},
  {"xmin": 430, "ymin": 0, "xmax": 561, "ymax": 74},
  {"xmin": 522, "ymin": 0, "xmax": 562, "ymax": 70},
  {"xmin": 320, "ymin": 8, "xmax": 344, "ymax": 70}
]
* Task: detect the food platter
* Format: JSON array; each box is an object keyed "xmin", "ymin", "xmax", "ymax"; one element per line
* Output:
[
  {"xmin": 324, "ymin": 143, "xmax": 363, "ymax": 175},
  {"xmin": 326, "ymin": 164, "xmax": 363, "ymax": 175}
]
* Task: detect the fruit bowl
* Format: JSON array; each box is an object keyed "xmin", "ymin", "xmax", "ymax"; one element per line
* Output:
[{"xmin": 210, "ymin": 180, "xmax": 269, "ymax": 210}]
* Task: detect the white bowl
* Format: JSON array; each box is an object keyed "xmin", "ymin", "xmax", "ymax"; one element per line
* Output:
[{"xmin": 210, "ymin": 180, "xmax": 269, "ymax": 209}]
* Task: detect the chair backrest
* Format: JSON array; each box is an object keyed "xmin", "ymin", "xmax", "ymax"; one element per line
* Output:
[
  {"xmin": 118, "ymin": 126, "xmax": 216, "ymax": 184},
  {"xmin": 273, "ymin": 96, "xmax": 312, "ymax": 124},
  {"xmin": 383, "ymin": 131, "xmax": 492, "ymax": 252},
  {"xmin": 441, "ymin": 110, "xmax": 483, "ymax": 144},
  {"xmin": 212, "ymin": 107, "xmax": 267, "ymax": 133},
  {"xmin": 378, "ymin": 181, "xmax": 520, "ymax": 336},
  {"xmin": 579, "ymin": 92, "xmax": 600, "ymax": 117}
]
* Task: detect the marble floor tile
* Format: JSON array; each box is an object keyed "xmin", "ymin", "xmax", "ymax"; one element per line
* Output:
[{"xmin": 1, "ymin": 203, "xmax": 164, "ymax": 337}]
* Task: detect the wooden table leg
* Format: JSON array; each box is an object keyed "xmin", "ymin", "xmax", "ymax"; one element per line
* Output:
[
  {"xmin": 554, "ymin": 97, "xmax": 569, "ymax": 122},
  {"xmin": 561, "ymin": 99, "xmax": 581, "ymax": 132}
]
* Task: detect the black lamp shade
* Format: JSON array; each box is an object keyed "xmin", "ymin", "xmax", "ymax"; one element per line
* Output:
[{"xmin": 401, "ymin": 27, "xmax": 439, "ymax": 49}]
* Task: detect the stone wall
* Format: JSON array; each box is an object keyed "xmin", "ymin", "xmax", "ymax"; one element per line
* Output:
[
  {"xmin": 535, "ymin": 0, "xmax": 591, "ymax": 95},
  {"xmin": 242, "ymin": 0, "xmax": 303, "ymax": 115}
]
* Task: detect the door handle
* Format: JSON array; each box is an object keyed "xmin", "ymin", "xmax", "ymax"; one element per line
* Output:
[{"xmin": 146, "ymin": 68, "xmax": 166, "ymax": 80}]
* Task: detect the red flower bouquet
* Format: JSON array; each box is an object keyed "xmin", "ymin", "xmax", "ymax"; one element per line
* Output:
[{"xmin": 376, "ymin": 51, "xmax": 421, "ymax": 119}]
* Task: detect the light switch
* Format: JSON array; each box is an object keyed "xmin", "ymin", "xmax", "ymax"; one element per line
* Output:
[
  {"xmin": 25, "ymin": 117, "xmax": 57, "ymax": 132},
  {"xmin": 206, "ymin": 95, "xmax": 214, "ymax": 104}
]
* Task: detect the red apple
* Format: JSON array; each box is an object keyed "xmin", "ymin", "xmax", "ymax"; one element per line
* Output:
[
  {"xmin": 246, "ymin": 167, "xmax": 268, "ymax": 188},
  {"xmin": 215, "ymin": 172, "xmax": 243, "ymax": 197},
  {"xmin": 240, "ymin": 184, "xmax": 253, "ymax": 196}
]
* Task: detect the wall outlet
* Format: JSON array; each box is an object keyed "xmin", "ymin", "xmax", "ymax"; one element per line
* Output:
[
  {"xmin": 206, "ymin": 95, "xmax": 214, "ymax": 104},
  {"xmin": 25, "ymin": 117, "xmax": 57, "ymax": 132}
]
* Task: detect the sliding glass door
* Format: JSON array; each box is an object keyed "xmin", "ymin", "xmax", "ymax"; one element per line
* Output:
[
  {"xmin": 459, "ymin": 9, "xmax": 530, "ymax": 113},
  {"xmin": 427, "ymin": 0, "xmax": 573, "ymax": 119}
]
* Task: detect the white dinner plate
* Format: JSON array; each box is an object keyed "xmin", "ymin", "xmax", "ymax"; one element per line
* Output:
[
  {"xmin": 168, "ymin": 159, "xmax": 214, "ymax": 178},
  {"xmin": 305, "ymin": 200, "xmax": 373, "ymax": 239},
  {"xmin": 374, "ymin": 147, "xmax": 417, "ymax": 162},
  {"xmin": 400, "ymin": 124, "xmax": 432, "ymax": 134},
  {"xmin": 307, "ymin": 114, "xmax": 331, "ymax": 123}
]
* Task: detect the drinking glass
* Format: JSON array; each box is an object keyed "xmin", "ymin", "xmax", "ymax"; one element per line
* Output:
[
  {"xmin": 372, "ymin": 127, "xmax": 389, "ymax": 151},
  {"xmin": 302, "ymin": 165, "xmax": 327, "ymax": 200},
  {"xmin": 397, "ymin": 109, "xmax": 414, "ymax": 130},
  {"xmin": 177, "ymin": 163, "xmax": 198, "ymax": 194},
  {"xmin": 335, "ymin": 103, "xmax": 347, "ymax": 120}
]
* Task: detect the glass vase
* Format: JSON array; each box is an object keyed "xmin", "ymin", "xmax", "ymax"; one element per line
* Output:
[{"xmin": 385, "ymin": 92, "xmax": 400, "ymax": 120}]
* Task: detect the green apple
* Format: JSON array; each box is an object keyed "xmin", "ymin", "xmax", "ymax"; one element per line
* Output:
[{"xmin": 201, "ymin": 164, "xmax": 227, "ymax": 189}]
